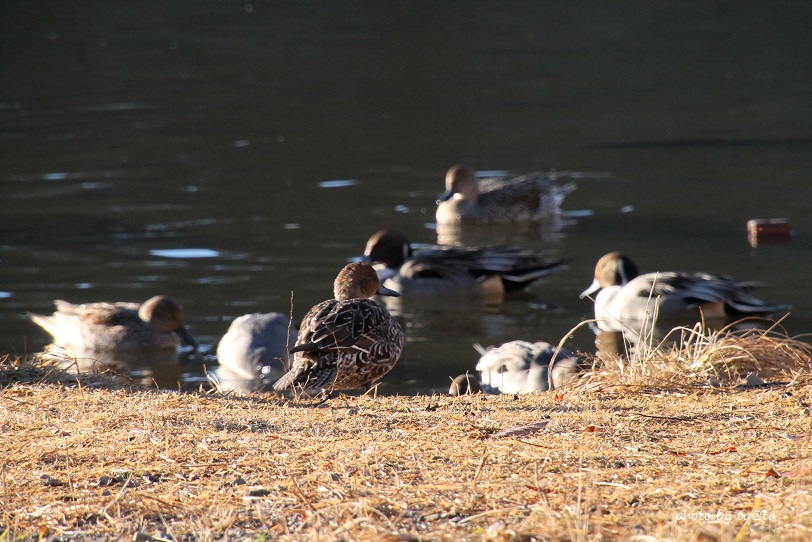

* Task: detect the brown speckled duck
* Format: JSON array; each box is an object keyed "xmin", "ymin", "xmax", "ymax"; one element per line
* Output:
[
  {"xmin": 29, "ymin": 295, "xmax": 197, "ymax": 351},
  {"xmin": 436, "ymin": 164, "xmax": 576, "ymax": 225},
  {"xmin": 273, "ymin": 262, "xmax": 405, "ymax": 393}
]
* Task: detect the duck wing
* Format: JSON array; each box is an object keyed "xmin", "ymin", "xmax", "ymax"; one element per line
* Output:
[
  {"xmin": 291, "ymin": 299, "xmax": 393, "ymax": 353},
  {"xmin": 629, "ymin": 272, "xmax": 790, "ymax": 314},
  {"xmin": 403, "ymin": 245, "xmax": 566, "ymax": 287},
  {"xmin": 275, "ymin": 299, "xmax": 401, "ymax": 390},
  {"xmin": 478, "ymin": 173, "xmax": 576, "ymax": 206},
  {"xmin": 470, "ymin": 247, "xmax": 568, "ymax": 290},
  {"xmin": 396, "ymin": 247, "xmax": 481, "ymax": 287},
  {"xmin": 53, "ymin": 300, "xmax": 141, "ymax": 326}
]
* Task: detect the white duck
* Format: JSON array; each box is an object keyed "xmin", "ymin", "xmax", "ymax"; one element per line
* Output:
[{"xmin": 581, "ymin": 252, "xmax": 790, "ymax": 333}]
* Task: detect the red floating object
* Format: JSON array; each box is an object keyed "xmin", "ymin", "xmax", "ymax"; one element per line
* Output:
[{"xmin": 747, "ymin": 218, "xmax": 792, "ymax": 247}]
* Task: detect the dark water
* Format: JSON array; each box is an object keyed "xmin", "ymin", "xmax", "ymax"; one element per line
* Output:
[{"xmin": 2, "ymin": 2, "xmax": 811, "ymax": 394}]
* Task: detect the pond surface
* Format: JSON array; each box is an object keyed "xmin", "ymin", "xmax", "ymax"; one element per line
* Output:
[{"xmin": 2, "ymin": 2, "xmax": 811, "ymax": 394}]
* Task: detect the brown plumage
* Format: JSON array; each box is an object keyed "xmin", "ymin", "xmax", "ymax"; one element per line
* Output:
[
  {"xmin": 273, "ymin": 263, "xmax": 405, "ymax": 392},
  {"xmin": 29, "ymin": 295, "xmax": 197, "ymax": 351},
  {"xmin": 436, "ymin": 164, "xmax": 576, "ymax": 225}
]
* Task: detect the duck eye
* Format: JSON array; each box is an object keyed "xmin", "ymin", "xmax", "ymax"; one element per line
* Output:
[{"xmin": 497, "ymin": 365, "xmax": 508, "ymax": 374}]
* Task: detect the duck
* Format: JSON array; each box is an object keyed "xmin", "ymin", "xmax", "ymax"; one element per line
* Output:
[
  {"xmin": 29, "ymin": 295, "xmax": 197, "ymax": 351},
  {"xmin": 360, "ymin": 229, "xmax": 568, "ymax": 297},
  {"xmin": 216, "ymin": 312, "xmax": 298, "ymax": 379},
  {"xmin": 580, "ymin": 252, "xmax": 791, "ymax": 333},
  {"xmin": 435, "ymin": 164, "xmax": 576, "ymax": 225},
  {"xmin": 273, "ymin": 262, "xmax": 405, "ymax": 393},
  {"xmin": 474, "ymin": 340, "xmax": 584, "ymax": 394},
  {"xmin": 448, "ymin": 372, "xmax": 481, "ymax": 395}
]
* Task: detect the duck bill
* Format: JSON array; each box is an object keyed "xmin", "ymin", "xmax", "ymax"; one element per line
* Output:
[
  {"xmin": 377, "ymin": 284, "xmax": 401, "ymax": 297},
  {"xmin": 579, "ymin": 279, "xmax": 602, "ymax": 299},
  {"xmin": 436, "ymin": 189, "xmax": 454, "ymax": 204},
  {"xmin": 175, "ymin": 325, "xmax": 199, "ymax": 349}
]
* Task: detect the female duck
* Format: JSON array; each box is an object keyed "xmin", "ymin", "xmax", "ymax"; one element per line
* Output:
[
  {"xmin": 475, "ymin": 340, "xmax": 584, "ymax": 394},
  {"xmin": 361, "ymin": 229, "xmax": 567, "ymax": 297},
  {"xmin": 581, "ymin": 252, "xmax": 791, "ymax": 333},
  {"xmin": 436, "ymin": 164, "xmax": 576, "ymax": 225},
  {"xmin": 29, "ymin": 295, "xmax": 197, "ymax": 351},
  {"xmin": 273, "ymin": 262, "xmax": 404, "ymax": 393}
]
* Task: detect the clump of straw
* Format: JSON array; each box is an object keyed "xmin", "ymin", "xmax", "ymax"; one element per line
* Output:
[
  {"xmin": 678, "ymin": 321, "xmax": 812, "ymax": 380},
  {"xmin": 576, "ymin": 319, "xmax": 812, "ymax": 392},
  {"xmin": 0, "ymin": 347, "xmax": 130, "ymax": 389}
]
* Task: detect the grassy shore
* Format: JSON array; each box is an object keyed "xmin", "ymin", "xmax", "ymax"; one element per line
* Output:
[{"xmin": 2, "ymin": 329, "xmax": 812, "ymax": 541}]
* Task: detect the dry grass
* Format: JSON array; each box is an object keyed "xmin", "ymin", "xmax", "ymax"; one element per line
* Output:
[
  {"xmin": 579, "ymin": 322, "xmax": 812, "ymax": 393},
  {"xmin": 1, "ymin": 328, "xmax": 812, "ymax": 542}
]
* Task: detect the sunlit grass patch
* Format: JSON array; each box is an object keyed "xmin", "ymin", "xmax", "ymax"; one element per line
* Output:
[
  {"xmin": 1, "ymin": 337, "xmax": 811, "ymax": 541},
  {"xmin": 576, "ymin": 320, "xmax": 812, "ymax": 393}
]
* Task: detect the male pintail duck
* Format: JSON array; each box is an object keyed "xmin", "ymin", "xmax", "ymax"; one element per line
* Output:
[
  {"xmin": 29, "ymin": 295, "xmax": 197, "ymax": 351},
  {"xmin": 475, "ymin": 341, "xmax": 584, "ymax": 394},
  {"xmin": 361, "ymin": 229, "xmax": 568, "ymax": 297},
  {"xmin": 436, "ymin": 164, "xmax": 576, "ymax": 225},
  {"xmin": 273, "ymin": 262, "xmax": 405, "ymax": 393},
  {"xmin": 216, "ymin": 312, "xmax": 298, "ymax": 379},
  {"xmin": 581, "ymin": 252, "xmax": 791, "ymax": 333}
]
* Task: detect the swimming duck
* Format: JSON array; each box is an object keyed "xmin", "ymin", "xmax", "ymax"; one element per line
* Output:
[
  {"xmin": 29, "ymin": 295, "xmax": 197, "ymax": 351},
  {"xmin": 216, "ymin": 312, "xmax": 298, "ymax": 379},
  {"xmin": 361, "ymin": 229, "xmax": 568, "ymax": 297},
  {"xmin": 436, "ymin": 164, "xmax": 576, "ymax": 225},
  {"xmin": 580, "ymin": 252, "xmax": 791, "ymax": 333},
  {"xmin": 475, "ymin": 340, "xmax": 584, "ymax": 394},
  {"xmin": 273, "ymin": 262, "xmax": 405, "ymax": 393}
]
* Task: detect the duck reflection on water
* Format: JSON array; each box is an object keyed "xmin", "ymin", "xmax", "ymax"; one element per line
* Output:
[{"xmin": 39, "ymin": 344, "xmax": 191, "ymax": 389}]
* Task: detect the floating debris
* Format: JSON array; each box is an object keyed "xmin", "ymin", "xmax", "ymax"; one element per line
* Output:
[{"xmin": 747, "ymin": 218, "xmax": 792, "ymax": 247}]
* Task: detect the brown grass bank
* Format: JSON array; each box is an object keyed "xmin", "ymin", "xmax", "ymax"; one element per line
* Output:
[{"xmin": 1, "ymin": 330, "xmax": 812, "ymax": 541}]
